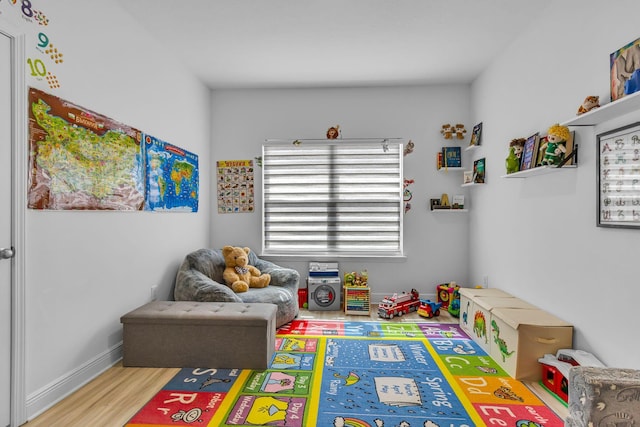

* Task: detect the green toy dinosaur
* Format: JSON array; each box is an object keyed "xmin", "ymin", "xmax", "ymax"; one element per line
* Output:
[
  {"xmin": 505, "ymin": 146, "xmax": 520, "ymax": 174},
  {"xmin": 491, "ymin": 320, "xmax": 515, "ymax": 362}
]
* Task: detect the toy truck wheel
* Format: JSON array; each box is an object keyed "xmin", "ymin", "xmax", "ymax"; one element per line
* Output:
[
  {"xmin": 398, "ymin": 310, "xmax": 403, "ymax": 317},
  {"xmin": 435, "ymin": 309, "xmax": 440, "ymax": 316}
]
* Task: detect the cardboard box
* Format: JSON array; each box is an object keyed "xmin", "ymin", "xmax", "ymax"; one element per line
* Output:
[
  {"xmin": 489, "ymin": 308, "xmax": 573, "ymax": 381},
  {"xmin": 464, "ymin": 296, "xmax": 538, "ymax": 353},
  {"xmin": 459, "ymin": 288, "xmax": 512, "ymax": 336}
]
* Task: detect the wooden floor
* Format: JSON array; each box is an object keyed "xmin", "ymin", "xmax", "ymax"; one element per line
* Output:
[{"xmin": 21, "ymin": 308, "xmax": 567, "ymax": 426}]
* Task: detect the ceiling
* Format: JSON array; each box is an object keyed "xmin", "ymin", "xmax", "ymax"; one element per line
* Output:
[{"xmin": 120, "ymin": 0, "xmax": 551, "ymax": 89}]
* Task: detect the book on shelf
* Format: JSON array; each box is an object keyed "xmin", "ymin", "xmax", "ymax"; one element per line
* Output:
[
  {"xmin": 473, "ymin": 158, "xmax": 486, "ymax": 183},
  {"xmin": 442, "ymin": 146, "xmax": 462, "ymax": 168},
  {"xmin": 463, "ymin": 170, "xmax": 473, "ymax": 184},
  {"xmin": 520, "ymin": 133, "xmax": 539, "ymax": 171},
  {"xmin": 469, "ymin": 122, "xmax": 482, "ymax": 147}
]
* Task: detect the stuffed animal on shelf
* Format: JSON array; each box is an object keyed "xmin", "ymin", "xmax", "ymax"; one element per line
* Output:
[
  {"xmin": 441, "ymin": 124, "xmax": 453, "ymax": 139},
  {"xmin": 222, "ymin": 245, "xmax": 270, "ymax": 293},
  {"xmin": 454, "ymin": 124, "xmax": 467, "ymax": 140},
  {"xmin": 539, "ymin": 123, "xmax": 571, "ymax": 166},
  {"xmin": 326, "ymin": 125, "xmax": 340, "ymax": 139},
  {"xmin": 509, "ymin": 138, "xmax": 526, "ymax": 160},
  {"xmin": 505, "ymin": 146, "xmax": 520, "ymax": 174},
  {"xmin": 577, "ymin": 96, "xmax": 600, "ymax": 115}
]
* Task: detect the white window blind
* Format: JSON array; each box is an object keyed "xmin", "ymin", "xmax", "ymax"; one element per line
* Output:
[{"xmin": 262, "ymin": 139, "xmax": 403, "ymax": 257}]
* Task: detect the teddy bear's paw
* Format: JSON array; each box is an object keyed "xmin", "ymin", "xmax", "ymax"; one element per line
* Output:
[{"xmin": 232, "ymin": 281, "xmax": 249, "ymax": 293}]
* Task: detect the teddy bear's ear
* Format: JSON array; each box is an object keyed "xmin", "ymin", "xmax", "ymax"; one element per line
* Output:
[
  {"xmin": 222, "ymin": 246, "xmax": 233, "ymax": 256},
  {"xmin": 243, "ymin": 247, "xmax": 251, "ymax": 255}
]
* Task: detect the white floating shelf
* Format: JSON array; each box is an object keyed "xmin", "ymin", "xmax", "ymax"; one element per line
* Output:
[
  {"xmin": 562, "ymin": 91, "xmax": 640, "ymax": 127},
  {"xmin": 432, "ymin": 209, "xmax": 468, "ymax": 213},
  {"xmin": 501, "ymin": 165, "xmax": 577, "ymax": 179}
]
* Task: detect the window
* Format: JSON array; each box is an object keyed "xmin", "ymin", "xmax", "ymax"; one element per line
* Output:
[{"xmin": 262, "ymin": 139, "xmax": 403, "ymax": 257}]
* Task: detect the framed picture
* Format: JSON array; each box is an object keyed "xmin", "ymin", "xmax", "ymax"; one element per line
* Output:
[
  {"xmin": 610, "ymin": 37, "xmax": 640, "ymax": 102},
  {"xmin": 469, "ymin": 122, "xmax": 482, "ymax": 147},
  {"xmin": 473, "ymin": 158, "xmax": 485, "ymax": 183},
  {"xmin": 596, "ymin": 122, "xmax": 640, "ymax": 228},
  {"xmin": 463, "ymin": 170, "xmax": 473, "ymax": 184},
  {"xmin": 520, "ymin": 133, "xmax": 539, "ymax": 171}
]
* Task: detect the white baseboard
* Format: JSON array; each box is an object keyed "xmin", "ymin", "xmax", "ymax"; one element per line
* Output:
[{"xmin": 25, "ymin": 342, "xmax": 123, "ymax": 421}]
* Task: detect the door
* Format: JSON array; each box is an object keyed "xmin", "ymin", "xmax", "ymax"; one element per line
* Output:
[{"xmin": 0, "ymin": 30, "xmax": 13, "ymax": 427}]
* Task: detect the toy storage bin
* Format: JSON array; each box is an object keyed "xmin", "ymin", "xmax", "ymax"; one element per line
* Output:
[
  {"xmin": 459, "ymin": 287, "xmax": 512, "ymax": 336},
  {"xmin": 464, "ymin": 296, "xmax": 538, "ymax": 354},
  {"xmin": 489, "ymin": 307, "xmax": 573, "ymax": 381}
]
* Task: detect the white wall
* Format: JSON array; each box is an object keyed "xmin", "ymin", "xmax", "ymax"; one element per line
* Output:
[
  {"xmin": 1, "ymin": 1, "xmax": 211, "ymax": 419},
  {"xmin": 470, "ymin": 0, "xmax": 640, "ymax": 369},
  {"xmin": 210, "ymin": 86, "xmax": 472, "ymax": 301}
]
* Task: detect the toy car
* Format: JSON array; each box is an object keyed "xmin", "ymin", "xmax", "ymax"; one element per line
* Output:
[
  {"xmin": 378, "ymin": 289, "xmax": 420, "ymax": 319},
  {"xmin": 417, "ymin": 299, "xmax": 442, "ymax": 318}
]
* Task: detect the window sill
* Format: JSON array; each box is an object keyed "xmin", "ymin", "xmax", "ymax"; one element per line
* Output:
[{"xmin": 261, "ymin": 253, "xmax": 408, "ymax": 262}]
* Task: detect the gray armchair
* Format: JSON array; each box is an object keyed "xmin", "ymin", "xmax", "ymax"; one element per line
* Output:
[{"xmin": 174, "ymin": 248, "xmax": 300, "ymax": 327}]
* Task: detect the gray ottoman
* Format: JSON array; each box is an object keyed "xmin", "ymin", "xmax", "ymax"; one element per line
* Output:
[
  {"xmin": 121, "ymin": 301, "xmax": 276, "ymax": 369},
  {"xmin": 566, "ymin": 366, "xmax": 640, "ymax": 427}
]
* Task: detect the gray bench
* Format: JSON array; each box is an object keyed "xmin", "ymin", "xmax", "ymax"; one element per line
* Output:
[{"xmin": 120, "ymin": 301, "xmax": 276, "ymax": 369}]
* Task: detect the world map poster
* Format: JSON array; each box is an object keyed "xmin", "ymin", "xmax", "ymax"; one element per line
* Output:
[
  {"xmin": 28, "ymin": 87, "xmax": 145, "ymax": 210},
  {"xmin": 144, "ymin": 134, "xmax": 199, "ymax": 212}
]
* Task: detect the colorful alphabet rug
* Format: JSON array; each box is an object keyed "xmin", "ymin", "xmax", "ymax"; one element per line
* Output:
[{"xmin": 125, "ymin": 320, "xmax": 563, "ymax": 426}]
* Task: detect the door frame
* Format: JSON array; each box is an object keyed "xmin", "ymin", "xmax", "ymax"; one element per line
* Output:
[{"xmin": 1, "ymin": 19, "xmax": 27, "ymax": 427}]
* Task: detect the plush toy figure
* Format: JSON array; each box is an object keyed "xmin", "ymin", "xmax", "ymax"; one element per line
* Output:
[
  {"xmin": 577, "ymin": 95, "xmax": 600, "ymax": 115},
  {"xmin": 509, "ymin": 138, "xmax": 526, "ymax": 160},
  {"xmin": 454, "ymin": 124, "xmax": 467, "ymax": 140},
  {"xmin": 222, "ymin": 246, "xmax": 271, "ymax": 293},
  {"xmin": 440, "ymin": 124, "xmax": 453, "ymax": 139},
  {"xmin": 505, "ymin": 146, "xmax": 520, "ymax": 174},
  {"xmin": 539, "ymin": 124, "xmax": 571, "ymax": 166}
]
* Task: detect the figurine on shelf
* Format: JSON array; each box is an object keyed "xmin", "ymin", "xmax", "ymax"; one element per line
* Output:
[
  {"xmin": 326, "ymin": 125, "xmax": 340, "ymax": 139},
  {"xmin": 509, "ymin": 138, "xmax": 526, "ymax": 160},
  {"xmin": 576, "ymin": 95, "xmax": 600, "ymax": 115},
  {"xmin": 539, "ymin": 123, "xmax": 571, "ymax": 166},
  {"xmin": 505, "ymin": 146, "xmax": 520, "ymax": 174}
]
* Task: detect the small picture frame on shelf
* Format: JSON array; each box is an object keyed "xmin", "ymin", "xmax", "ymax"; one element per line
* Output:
[
  {"xmin": 473, "ymin": 158, "xmax": 485, "ymax": 183},
  {"xmin": 452, "ymin": 194, "xmax": 465, "ymax": 209},
  {"xmin": 596, "ymin": 122, "xmax": 640, "ymax": 229},
  {"xmin": 469, "ymin": 122, "xmax": 482, "ymax": 147},
  {"xmin": 463, "ymin": 170, "xmax": 473, "ymax": 184},
  {"xmin": 430, "ymin": 198, "xmax": 441, "ymax": 210}
]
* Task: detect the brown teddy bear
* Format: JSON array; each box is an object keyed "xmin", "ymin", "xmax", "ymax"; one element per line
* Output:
[
  {"xmin": 441, "ymin": 124, "xmax": 453, "ymax": 139},
  {"xmin": 222, "ymin": 246, "xmax": 271, "ymax": 293}
]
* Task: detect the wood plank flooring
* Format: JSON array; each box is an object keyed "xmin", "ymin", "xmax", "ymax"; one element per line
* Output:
[{"xmin": 21, "ymin": 308, "xmax": 567, "ymax": 426}]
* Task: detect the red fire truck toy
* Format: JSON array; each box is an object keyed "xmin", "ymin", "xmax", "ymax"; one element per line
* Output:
[{"xmin": 377, "ymin": 288, "xmax": 420, "ymax": 319}]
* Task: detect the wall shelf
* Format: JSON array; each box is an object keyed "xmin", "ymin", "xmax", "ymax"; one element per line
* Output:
[
  {"xmin": 461, "ymin": 182, "xmax": 484, "ymax": 187},
  {"xmin": 501, "ymin": 165, "xmax": 577, "ymax": 179},
  {"xmin": 438, "ymin": 166, "xmax": 464, "ymax": 172},
  {"xmin": 562, "ymin": 91, "xmax": 640, "ymax": 127},
  {"xmin": 432, "ymin": 209, "xmax": 468, "ymax": 213},
  {"xmin": 464, "ymin": 144, "xmax": 480, "ymax": 152}
]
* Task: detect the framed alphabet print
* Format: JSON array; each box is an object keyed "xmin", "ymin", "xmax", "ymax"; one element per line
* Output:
[{"xmin": 596, "ymin": 122, "xmax": 640, "ymax": 228}]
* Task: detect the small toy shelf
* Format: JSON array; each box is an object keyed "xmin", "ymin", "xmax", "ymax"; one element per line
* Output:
[
  {"xmin": 562, "ymin": 91, "xmax": 640, "ymax": 127},
  {"xmin": 501, "ymin": 164, "xmax": 577, "ymax": 179},
  {"xmin": 344, "ymin": 286, "xmax": 371, "ymax": 315},
  {"xmin": 461, "ymin": 182, "xmax": 484, "ymax": 187},
  {"xmin": 432, "ymin": 209, "xmax": 468, "ymax": 213},
  {"xmin": 438, "ymin": 166, "xmax": 464, "ymax": 172}
]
